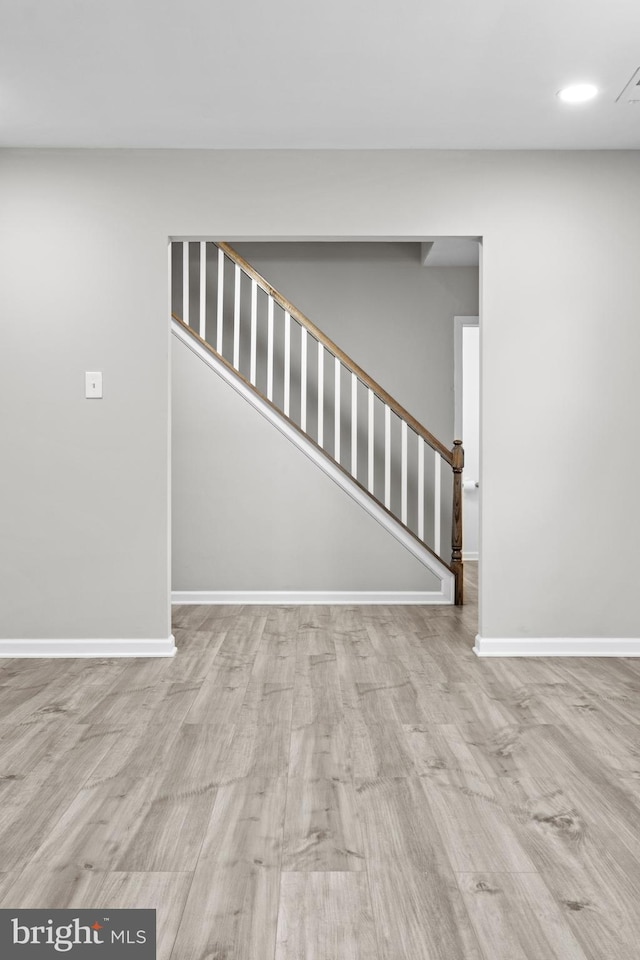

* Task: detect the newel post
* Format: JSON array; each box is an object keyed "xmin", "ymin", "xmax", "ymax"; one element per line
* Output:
[{"xmin": 451, "ymin": 439, "xmax": 464, "ymax": 605}]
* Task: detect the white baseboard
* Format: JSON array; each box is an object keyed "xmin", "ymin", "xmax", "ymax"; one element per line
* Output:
[
  {"xmin": 172, "ymin": 590, "xmax": 452, "ymax": 605},
  {"xmin": 474, "ymin": 635, "xmax": 640, "ymax": 657},
  {"xmin": 0, "ymin": 636, "xmax": 176, "ymax": 658},
  {"xmin": 462, "ymin": 551, "xmax": 479, "ymax": 561}
]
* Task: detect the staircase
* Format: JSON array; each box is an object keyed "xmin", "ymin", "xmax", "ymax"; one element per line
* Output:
[{"xmin": 171, "ymin": 241, "xmax": 464, "ymax": 604}]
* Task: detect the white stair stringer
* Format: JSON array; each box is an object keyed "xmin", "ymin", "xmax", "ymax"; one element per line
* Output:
[{"xmin": 172, "ymin": 318, "xmax": 455, "ymax": 603}]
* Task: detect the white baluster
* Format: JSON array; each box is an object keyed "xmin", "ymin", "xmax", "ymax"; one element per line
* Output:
[
  {"xmin": 368, "ymin": 389, "xmax": 374, "ymax": 493},
  {"xmin": 401, "ymin": 420, "xmax": 408, "ymax": 524},
  {"xmin": 250, "ymin": 279, "xmax": 257, "ymax": 386},
  {"xmin": 434, "ymin": 453, "xmax": 442, "ymax": 555},
  {"xmin": 216, "ymin": 246, "xmax": 224, "ymax": 354},
  {"xmin": 301, "ymin": 328, "xmax": 308, "ymax": 431},
  {"xmin": 199, "ymin": 241, "xmax": 206, "ymax": 339},
  {"xmin": 233, "ymin": 263, "xmax": 241, "ymax": 370},
  {"xmin": 182, "ymin": 242, "xmax": 189, "ymax": 327},
  {"xmin": 351, "ymin": 373, "xmax": 358, "ymax": 477},
  {"xmin": 384, "ymin": 405, "xmax": 391, "ymax": 509},
  {"xmin": 317, "ymin": 343, "xmax": 324, "ymax": 447},
  {"xmin": 334, "ymin": 357, "xmax": 341, "ymax": 462},
  {"xmin": 267, "ymin": 296, "xmax": 274, "ymax": 401},
  {"xmin": 284, "ymin": 310, "xmax": 291, "ymax": 416},
  {"xmin": 418, "ymin": 438, "xmax": 425, "ymax": 541}
]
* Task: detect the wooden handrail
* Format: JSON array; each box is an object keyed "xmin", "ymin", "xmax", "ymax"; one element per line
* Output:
[
  {"xmin": 217, "ymin": 241, "xmax": 453, "ymax": 464},
  {"xmin": 171, "ymin": 312, "xmax": 456, "ymax": 577}
]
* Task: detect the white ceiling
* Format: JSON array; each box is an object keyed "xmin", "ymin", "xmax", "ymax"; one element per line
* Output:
[{"xmin": 1, "ymin": 0, "xmax": 639, "ymax": 149}]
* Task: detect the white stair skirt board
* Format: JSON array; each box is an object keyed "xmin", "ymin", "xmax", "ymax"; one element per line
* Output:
[
  {"xmin": 173, "ymin": 590, "xmax": 451, "ymax": 605},
  {"xmin": 0, "ymin": 637, "xmax": 176, "ymax": 658},
  {"xmin": 172, "ymin": 319, "xmax": 455, "ymax": 603},
  {"xmin": 474, "ymin": 636, "xmax": 640, "ymax": 657}
]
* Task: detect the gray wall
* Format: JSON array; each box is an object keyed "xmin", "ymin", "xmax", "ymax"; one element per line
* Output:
[
  {"xmin": 172, "ymin": 242, "xmax": 477, "ymax": 592},
  {"xmin": 172, "ymin": 337, "xmax": 440, "ymax": 591},
  {"xmin": 1, "ymin": 149, "xmax": 639, "ymax": 644}
]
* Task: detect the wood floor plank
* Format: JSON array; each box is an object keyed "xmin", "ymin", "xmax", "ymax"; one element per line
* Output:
[
  {"xmin": 171, "ymin": 603, "xmax": 221, "ymax": 631},
  {"xmin": 185, "ymin": 611, "xmax": 267, "ymax": 724},
  {"xmin": 290, "ymin": 649, "xmax": 349, "ymax": 780},
  {"xmin": 198, "ymin": 776, "xmax": 287, "ymax": 869},
  {"xmin": 367, "ymin": 865, "xmax": 483, "ymax": 960},
  {"xmin": 169, "ymin": 778, "xmax": 287, "ymax": 958},
  {"xmin": 116, "ymin": 722, "xmax": 234, "ymax": 872},
  {"xmin": 251, "ymin": 606, "xmax": 299, "ymax": 682},
  {"xmin": 289, "ymin": 718, "xmax": 351, "ymax": 781},
  {"xmin": 0, "ymin": 716, "xmax": 81, "ymax": 780},
  {"xmin": 296, "ymin": 606, "xmax": 335, "ymax": 655},
  {"xmin": 293, "ymin": 653, "xmax": 342, "ymax": 726},
  {"xmin": 493, "ymin": 775, "xmax": 640, "ymax": 960},
  {"xmin": 455, "ymin": 720, "xmax": 557, "ymax": 782},
  {"xmin": 0, "ymin": 657, "xmax": 96, "ymax": 692},
  {"xmin": 341, "ymin": 681, "xmax": 416, "ymax": 778},
  {"xmin": 82, "ymin": 680, "xmax": 203, "ymax": 785},
  {"xmin": 544, "ymin": 706, "xmax": 640, "ymax": 780},
  {"xmin": 79, "ymin": 674, "xmax": 174, "ymax": 726},
  {"xmin": 0, "ymin": 722, "xmax": 126, "ymax": 870},
  {"xmin": 398, "ymin": 681, "xmax": 472, "ymax": 725},
  {"xmin": 402, "ymin": 721, "xmax": 486, "ymax": 780},
  {"xmin": 0, "ymin": 670, "xmax": 88, "ymax": 724},
  {"xmin": 356, "ymin": 776, "xmax": 452, "ymax": 873},
  {"xmin": 171, "ymin": 865, "xmax": 280, "ymax": 960},
  {"xmin": 402, "ymin": 614, "xmax": 478, "ymax": 684},
  {"xmin": 392, "ymin": 641, "xmax": 453, "ymax": 684},
  {"xmin": 282, "ymin": 777, "xmax": 365, "ymax": 871},
  {"xmin": 183, "ymin": 670, "xmax": 250, "ymax": 727},
  {"xmin": 276, "ymin": 872, "xmax": 378, "ymax": 960},
  {"xmin": 333, "ymin": 607, "xmax": 407, "ymax": 685},
  {"xmin": 458, "ymin": 871, "xmax": 589, "ymax": 960},
  {"xmin": 515, "ymin": 724, "xmax": 640, "ymax": 863},
  {"xmin": 405, "ymin": 724, "xmax": 535, "ymax": 872},
  {"xmin": 29, "ymin": 774, "xmax": 153, "ymax": 869},
  {"xmin": 224, "ymin": 680, "xmax": 294, "ymax": 780},
  {"xmin": 0, "ymin": 863, "xmax": 108, "ymax": 905}
]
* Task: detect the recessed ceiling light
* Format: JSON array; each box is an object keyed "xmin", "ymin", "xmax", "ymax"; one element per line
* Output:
[{"xmin": 557, "ymin": 83, "xmax": 598, "ymax": 104}]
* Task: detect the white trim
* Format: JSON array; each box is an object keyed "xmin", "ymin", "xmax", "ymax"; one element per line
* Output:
[
  {"xmin": 474, "ymin": 635, "xmax": 640, "ymax": 657},
  {"xmin": 182, "ymin": 242, "xmax": 189, "ymax": 328},
  {"xmin": 463, "ymin": 550, "xmax": 479, "ymax": 561},
  {"xmin": 172, "ymin": 318, "xmax": 455, "ymax": 602},
  {"xmin": 433, "ymin": 452, "xmax": 441, "ymax": 555},
  {"xmin": 173, "ymin": 591, "xmax": 451, "ymax": 605},
  {"xmin": 334, "ymin": 356, "xmax": 341, "ymax": 461},
  {"xmin": 167, "ymin": 245, "xmax": 175, "ymax": 650},
  {"xmin": 0, "ymin": 637, "xmax": 177, "ymax": 658},
  {"xmin": 384, "ymin": 404, "xmax": 391, "ymax": 508},
  {"xmin": 453, "ymin": 315, "xmax": 479, "ymax": 440},
  {"xmin": 199, "ymin": 241, "xmax": 207, "ymax": 339}
]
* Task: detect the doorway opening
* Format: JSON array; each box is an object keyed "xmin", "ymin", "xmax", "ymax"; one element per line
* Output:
[{"xmin": 170, "ymin": 239, "xmax": 481, "ymax": 621}]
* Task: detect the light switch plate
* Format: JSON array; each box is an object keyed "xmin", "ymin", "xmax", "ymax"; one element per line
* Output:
[{"xmin": 85, "ymin": 371, "xmax": 103, "ymax": 399}]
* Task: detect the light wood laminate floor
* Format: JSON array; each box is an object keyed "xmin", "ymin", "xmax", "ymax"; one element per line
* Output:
[{"xmin": 1, "ymin": 565, "xmax": 640, "ymax": 958}]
